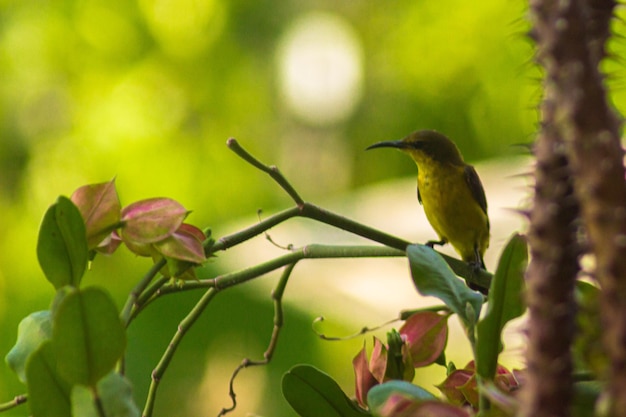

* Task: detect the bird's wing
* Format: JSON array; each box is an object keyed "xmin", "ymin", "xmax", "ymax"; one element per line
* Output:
[{"xmin": 464, "ymin": 165, "xmax": 488, "ymax": 214}]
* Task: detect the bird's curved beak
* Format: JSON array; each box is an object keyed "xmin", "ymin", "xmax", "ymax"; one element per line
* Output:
[{"xmin": 365, "ymin": 140, "xmax": 407, "ymax": 151}]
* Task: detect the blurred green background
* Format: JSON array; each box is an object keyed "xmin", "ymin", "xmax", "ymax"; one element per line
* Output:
[{"xmin": 2, "ymin": 0, "xmax": 626, "ymax": 416}]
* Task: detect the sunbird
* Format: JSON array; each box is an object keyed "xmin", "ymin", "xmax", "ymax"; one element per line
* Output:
[{"xmin": 367, "ymin": 130, "xmax": 490, "ymax": 276}]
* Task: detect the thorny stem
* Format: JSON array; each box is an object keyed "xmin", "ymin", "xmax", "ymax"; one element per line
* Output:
[{"xmin": 218, "ymin": 263, "xmax": 296, "ymax": 416}]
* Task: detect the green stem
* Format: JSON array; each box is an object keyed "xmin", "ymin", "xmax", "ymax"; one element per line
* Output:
[
  {"xmin": 218, "ymin": 263, "xmax": 296, "ymax": 416},
  {"xmin": 210, "ymin": 207, "xmax": 300, "ymax": 253},
  {"xmin": 121, "ymin": 260, "xmax": 166, "ymax": 326},
  {"xmin": 207, "ymin": 203, "xmax": 491, "ymax": 290},
  {"xmin": 156, "ymin": 245, "xmax": 404, "ymax": 296},
  {"xmin": 142, "ymin": 288, "xmax": 219, "ymax": 417},
  {"xmin": 127, "ymin": 276, "xmax": 169, "ymax": 324},
  {"xmin": 399, "ymin": 305, "xmax": 451, "ymax": 320},
  {"xmin": 227, "ymin": 139, "xmax": 304, "ymax": 205},
  {"xmin": 0, "ymin": 395, "xmax": 27, "ymax": 412},
  {"xmin": 91, "ymin": 387, "xmax": 107, "ymax": 417}
]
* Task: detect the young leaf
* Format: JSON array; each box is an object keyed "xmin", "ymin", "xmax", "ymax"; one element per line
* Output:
[
  {"xmin": 52, "ymin": 287, "xmax": 126, "ymax": 387},
  {"xmin": 71, "ymin": 372, "xmax": 140, "ymax": 417},
  {"xmin": 153, "ymin": 224, "xmax": 206, "ymax": 265},
  {"xmin": 375, "ymin": 397, "xmax": 470, "ymax": 417},
  {"xmin": 37, "ymin": 196, "xmax": 89, "ymax": 289},
  {"xmin": 367, "ymin": 380, "xmax": 436, "ymax": 411},
  {"xmin": 25, "ymin": 341, "xmax": 72, "ymax": 417},
  {"xmin": 5, "ymin": 311, "xmax": 52, "ymax": 383},
  {"xmin": 406, "ymin": 244, "xmax": 483, "ymax": 327},
  {"xmin": 70, "ymin": 179, "xmax": 121, "ymax": 249},
  {"xmin": 353, "ymin": 344, "xmax": 378, "ymax": 407},
  {"xmin": 436, "ymin": 368, "xmax": 476, "ymax": 406},
  {"xmin": 282, "ymin": 365, "xmax": 369, "ymax": 417},
  {"xmin": 475, "ymin": 233, "xmax": 528, "ymax": 380},
  {"xmin": 120, "ymin": 198, "xmax": 187, "ymax": 244},
  {"xmin": 399, "ymin": 311, "xmax": 450, "ymax": 368}
]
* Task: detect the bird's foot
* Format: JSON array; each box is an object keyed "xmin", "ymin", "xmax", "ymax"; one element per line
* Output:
[
  {"xmin": 467, "ymin": 261, "xmax": 489, "ymax": 295},
  {"xmin": 425, "ymin": 239, "xmax": 446, "ymax": 248}
]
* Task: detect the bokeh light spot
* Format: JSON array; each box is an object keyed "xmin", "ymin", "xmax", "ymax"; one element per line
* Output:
[
  {"xmin": 139, "ymin": 0, "xmax": 225, "ymax": 58},
  {"xmin": 276, "ymin": 12, "xmax": 364, "ymax": 126}
]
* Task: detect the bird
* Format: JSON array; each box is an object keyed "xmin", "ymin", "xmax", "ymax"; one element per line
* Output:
[{"xmin": 367, "ymin": 130, "xmax": 490, "ymax": 290}]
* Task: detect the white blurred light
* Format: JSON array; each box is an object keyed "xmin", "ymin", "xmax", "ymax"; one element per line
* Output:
[{"xmin": 277, "ymin": 12, "xmax": 363, "ymax": 126}]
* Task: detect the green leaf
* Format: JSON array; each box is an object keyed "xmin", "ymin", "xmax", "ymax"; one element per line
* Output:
[
  {"xmin": 52, "ymin": 287, "xmax": 127, "ymax": 387},
  {"xmin": 406, "ymin": 244, "xmax": 483, "ymax": 327},
  {"xmin": 475, "ymin": 233, "xmax": 528, "ymax": 380},
  {"xmin": 282, "ymin": 365, "xmax": 369, "ymax": 417},
  {"xmin": 5, "ymin": 311, "xmax": 52, "ymax": 383},
  {"xmin": 25, "ymin": 341, "xmax": 72, "ymax": 417},
  {"xmin": 37, "ymin": 196, "xmax": 89, "ymax": 289},
  {"xmin": 367, "ymin": 381, "xmax": 436, "ymax": 411},
  {"xmin": 71, "ymin": 372, "xmax": 140, "ymax": 417}
]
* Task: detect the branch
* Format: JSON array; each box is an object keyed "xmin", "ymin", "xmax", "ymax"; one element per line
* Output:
[
  {"xmin": 142, "ymin": 288, "xmax": 219, "ymax": 417},
  {"xmin": 218, "ymin": 262, "xmax": 296, "ymax": 416},
  {"xmin": 225, "ymin": 140, "xmax": 493, "ymax": 291},
  {"xmin": 0, "ymin": 395, "xmax": 27, "ymax": 412},
  {"xmin": 121, "ymin": 260, "xmax": 166, "ymax": 326},
  {"xmin": 227, "ymin": 138, "xmax": 304, "ymax": 205},
  {"xmin": 154, "ymin": 244, "xmax": 404, "ymax": 297}
]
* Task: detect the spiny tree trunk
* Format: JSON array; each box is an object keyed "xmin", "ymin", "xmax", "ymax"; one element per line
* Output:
[
  {"xmin": 520, "ymin": 61, "xmax": 581, "ymax": 417},
  {"xmin": 525, "ymin": 0, "xmax": 626, "ymax": 416}
]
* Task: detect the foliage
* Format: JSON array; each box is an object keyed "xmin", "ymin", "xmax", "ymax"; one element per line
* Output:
[
  {"xmin": 4, "ymin": 179, "xmax": 207, "ymax": 417},
  {"xmin": 0, "ymin": 140, "xmax": 533, "ymax": 417},
  {"xmin": 283, "ymin": 235, "xmax": 527, "ymax": 417}
]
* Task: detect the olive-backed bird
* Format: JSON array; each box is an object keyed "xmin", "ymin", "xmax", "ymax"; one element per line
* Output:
[{"xmin": 367, "ymin": 130, "xmax": 490, "ymax": 276}]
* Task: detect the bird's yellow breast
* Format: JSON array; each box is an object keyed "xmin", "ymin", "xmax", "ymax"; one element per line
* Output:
[{"xmin": 413, "ymin": 156, "xmax": 490, "ymax": 262}]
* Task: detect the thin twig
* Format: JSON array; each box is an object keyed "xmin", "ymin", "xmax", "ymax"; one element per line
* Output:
[
  {"xmin": 223, "ymin": 139, "xmax": 493, "ymax": 290},
  {"xmin": 120, "ymin": 260, "xmax": 166, "ymax": 326},
  {"xmin": 312, "ymin": 316, "xmax": 402, "ymax": 341},
  {"xmin": 135, "ymin": 138, "xmax": 495, "ymax": 416},
  {"xmin": 399, "ymin": 305, "xmax": 452, "ymax": 320},
  {"xmin": 218, "ymin": 263, "xmax": 296, "ymax": 416},
  {"xmin": 142, "ymin": 288, "xmax": 219, "ymax": 417},
  {"xmin": 154, "ymin": 245, "xmax": 404, "ymax": 296},
  {"xmin": 127, "ymin": 276, "xmax": 169, "ymax": 324},
  {"xmin": 227, "ymin": 138, "xmax": 304, "ymax": 205},
  {"xmin": 0, "ymin": 394, "xmax": 27, "ymax": 412}
]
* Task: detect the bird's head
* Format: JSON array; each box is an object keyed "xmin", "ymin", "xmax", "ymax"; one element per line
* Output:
[{"xmin": 366, "ymin": 130, "xmax": 465, "ymax": 166}]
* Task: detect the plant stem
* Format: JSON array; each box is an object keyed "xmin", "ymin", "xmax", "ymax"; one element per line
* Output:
[
  {"xmin": 0, "ymin": 395, "xmax": 27, "ymax": 412},
  {"xmin": 156, "ymin": 244, "xmax": 404, "ymax": 296},
  {"xmin": 211, "ymin": 207, "xmax": 300, "ymax": 253},
  {"xmin": 227, "ymin": 138, "xmax": 304, "ymax": 205},
  {"xmin": 218, "ymin": 263, "xmax": 296, "ymax": 416},
  {"xmin": 208, "ymin": 203, "xmax": 491, "ymax": 289},
  {"xmin": 91, "ymin": 387, "xmax": 107, "ymax": 417},
  {"xmin": 127, "ymin": 276, "xmax": 169, "ymax": 324},
  {"xmin": 142, "ymin": 288, "xmax": 219, "ymax": 417},
  {"xmin": 121, "ymin": 260, "xmax": 166, "ymax": 326}
]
